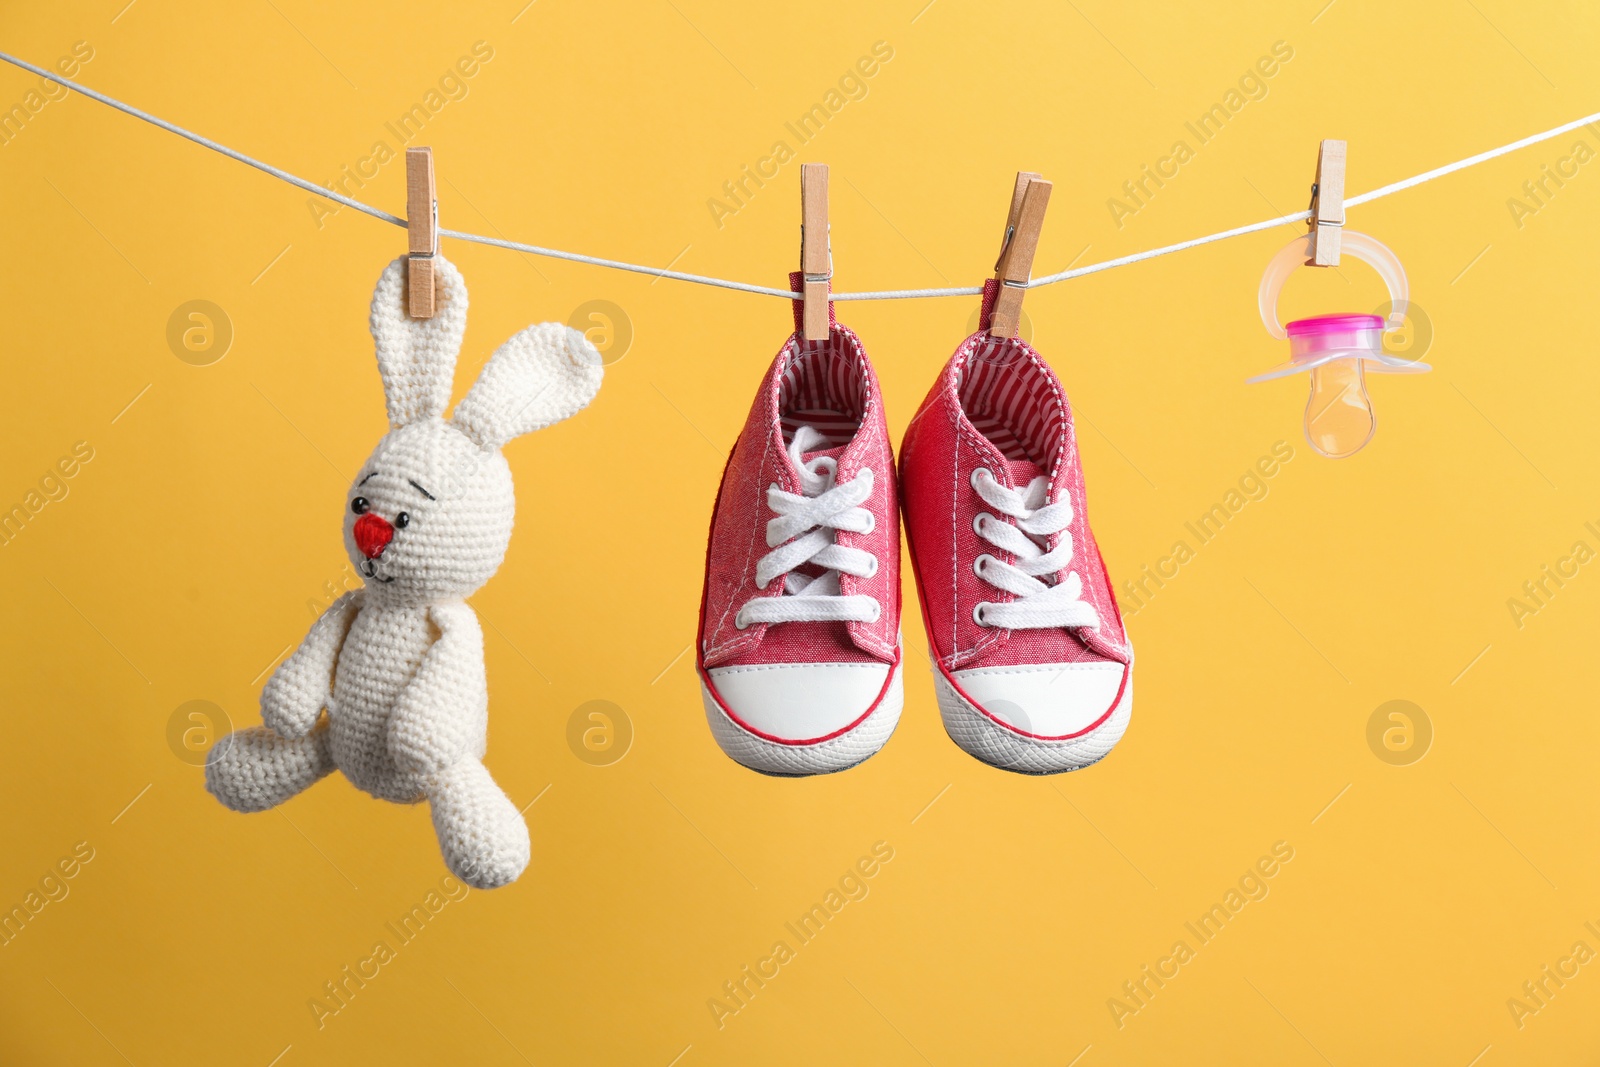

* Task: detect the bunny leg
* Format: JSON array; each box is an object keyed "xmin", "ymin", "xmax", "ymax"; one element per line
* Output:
[
  {"xmin": 205, "ymin": 722, "xmax": 335, "ymax": 813},
  {"xmin": 425, "ymin": 757, "xmax": 530, "ymax": 889}
]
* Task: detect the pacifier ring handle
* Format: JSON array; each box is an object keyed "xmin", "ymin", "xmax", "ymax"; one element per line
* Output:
[{"xmin": 1258, "ymin": 230, "xmax": 1409, "ymax": 339}]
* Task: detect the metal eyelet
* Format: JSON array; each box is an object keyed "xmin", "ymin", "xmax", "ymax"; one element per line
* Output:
[
  {"xmin": 972, "ymin": 602, "xmax": 990, "ymax": 626},
  {"xmin": 972, "ymin": 512, "xmax": 991, "ymax": 536},
  {"xmin": 864, "ymin": 556, "xmax": 879, "ymax": 578},
  {"xmin": 861, "ymin": 511, "xmax": 876, "ymax": 534},
  {"xmin": 972, "ymin": 553, "xmax": 993, "ymax": 578},
  {"xmin": 733, "ymin": 609, "xmax": 752, "ymax": 630}
]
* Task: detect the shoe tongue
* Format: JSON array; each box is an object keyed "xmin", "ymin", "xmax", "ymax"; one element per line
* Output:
[
  {"xmin": 1004, "ymin": 456, "xmax": 1047, "ymax": 488},
  {"xmin": 787, "ymin": 431, "xmax": 849, "ymax": 496},
  {"xmin": 802, "ymin": 442, "xmax": 848, "ymax": 464}
]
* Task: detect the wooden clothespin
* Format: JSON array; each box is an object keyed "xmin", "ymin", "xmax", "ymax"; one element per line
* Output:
[
  {"xmin": 406, "ymin": 147, "xmax": 439, "ymax": 318},
  {"xmin": 1307, "ymin": 139, "xmax": 1346, "ymax": 267},
  {"xmin": 990, "ymin": 171, "xmax": 1052, "ymax": 338},
  {"xmin": 800, "ymin": 162, "xmax": 831, "ymax": 341}
]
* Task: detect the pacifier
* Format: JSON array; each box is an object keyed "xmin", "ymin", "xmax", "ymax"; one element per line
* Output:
[{"xmin": 1251, "ymin": 230, "xmax": 1430, "ymax": 458}]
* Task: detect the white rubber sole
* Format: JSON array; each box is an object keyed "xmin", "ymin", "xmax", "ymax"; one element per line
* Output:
[
  {"xmin": 931, "ymin": 652, "xmax": 1131, "ymax": 775},
  {"xmin": 701, "ymin": 660, "xmax": 903, "ymax": 777}
]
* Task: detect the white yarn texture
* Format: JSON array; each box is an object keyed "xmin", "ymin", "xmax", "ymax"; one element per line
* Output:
[{"xmin": 206, "ymin": 255, "xmax": 604, "ymax": 890}]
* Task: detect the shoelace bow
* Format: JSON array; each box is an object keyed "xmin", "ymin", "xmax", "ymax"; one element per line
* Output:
[
  {"xmin": 735, "ymin": 425, "xmax": 881, "ymax": 629},
  {"xmin": 970, "ymin": 467, "xmax": 1102, "ymax": 630}
]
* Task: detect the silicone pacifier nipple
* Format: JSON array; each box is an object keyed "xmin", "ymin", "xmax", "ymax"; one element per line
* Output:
[{"xmin": 1305, "ymin": 354, "xmax": 1375, "ymax": 459}]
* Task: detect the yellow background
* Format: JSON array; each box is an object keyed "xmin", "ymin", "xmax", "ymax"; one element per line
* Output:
[{"xmin": 2, "ymin": 0, "xmax": 1598, "ymax": 1063}]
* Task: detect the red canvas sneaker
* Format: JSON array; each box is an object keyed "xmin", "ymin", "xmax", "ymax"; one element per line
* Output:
[
  {"xmin": 696, "ymin": 283, "xmax": 902, "ymax": 776},
  {"xmin": 900, "ymin": 293, "xmax": 1132, "ymax": 775}
]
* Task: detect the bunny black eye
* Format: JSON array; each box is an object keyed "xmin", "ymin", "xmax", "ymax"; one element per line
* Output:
[
  {"xmin": 395, "ymin": 512, "xmax": 410, "ymax": 529},
  {"xmin": 351, "ymin": 497, "xmax": 369, "ymax": 515}
]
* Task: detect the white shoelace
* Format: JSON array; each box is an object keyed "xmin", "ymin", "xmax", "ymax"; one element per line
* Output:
[
  {"xmin": 969, "ymin": 467, "xmax": 1102, "ymax": 631},
  {"xmin": 734, "ymin": 425, "xmax": 881, "ymax": 629}
]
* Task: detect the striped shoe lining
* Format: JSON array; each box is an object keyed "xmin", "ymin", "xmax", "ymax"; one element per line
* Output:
[
  {"xmin": 778, "ymin": 337, "xmax": 867, "ymax": 448},
  {"xmin": 959, "ymin": 337, "xmax": 1059, "ymax": 465}
]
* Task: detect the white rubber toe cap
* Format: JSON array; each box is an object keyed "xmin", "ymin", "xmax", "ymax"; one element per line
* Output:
[
  {"xmin": 705, "ymin": 661, "xmax": 893, "ymax": 744},
  {"xmin": 950, "ymin": 660, "xmax": 1128, "ymax": 739}
]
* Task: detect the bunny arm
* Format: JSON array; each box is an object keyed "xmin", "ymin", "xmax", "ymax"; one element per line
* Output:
[
  {"xmin": 261, "ymin": 590, "xmax": 364, "ymax": 739},
  {"xmin": 387, "ymin": 602, "xmax": 489, "ymax": 777}
]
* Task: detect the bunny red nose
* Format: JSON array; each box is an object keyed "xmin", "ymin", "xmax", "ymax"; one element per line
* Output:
[{"xmin": 353, "ymin": 513, "xmax": 394, "ymax": 559}]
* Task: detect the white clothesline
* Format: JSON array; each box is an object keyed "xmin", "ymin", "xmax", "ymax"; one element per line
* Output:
[{"xmin": 2, "ymin": 48, "xmax": 1596, "ymax": 301}]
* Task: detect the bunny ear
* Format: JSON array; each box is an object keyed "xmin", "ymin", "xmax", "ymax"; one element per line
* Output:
[
  {"xmin": 369, "ymin": 255, "xmax": 468, "ymax": 428},
  {"xmin": 451, "ymin": 323, "xmax": 604, "ymax": 450}
]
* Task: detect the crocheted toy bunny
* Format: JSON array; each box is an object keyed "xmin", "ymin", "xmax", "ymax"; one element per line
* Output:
[{"xmin": 206, "ymin": 255, "xmax": 602, "ymax": 889}]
